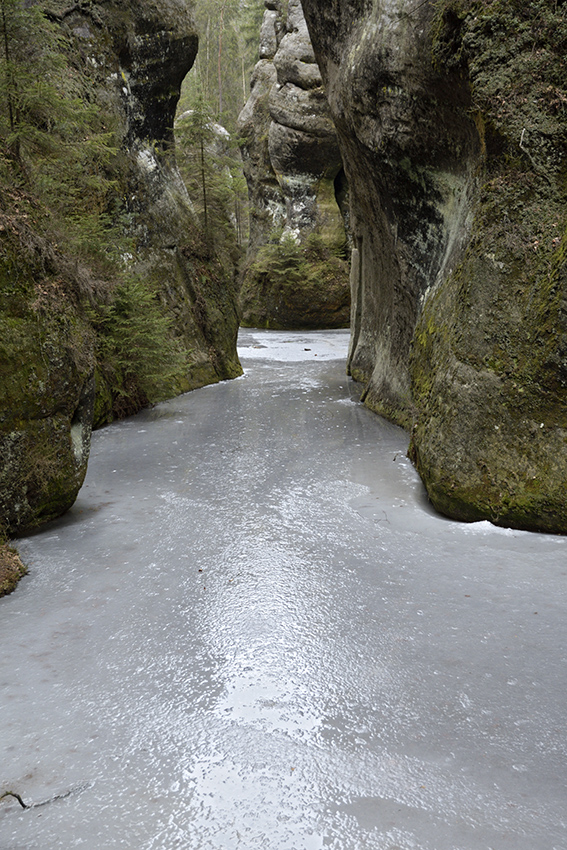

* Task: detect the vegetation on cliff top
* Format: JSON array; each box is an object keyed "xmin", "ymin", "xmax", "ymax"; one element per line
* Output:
[{"xmin": 179, "ymin": 0, "xmax": 264, "ymax": 133}]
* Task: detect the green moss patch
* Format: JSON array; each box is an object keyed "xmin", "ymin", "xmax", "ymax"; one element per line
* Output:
[
  {"xmin": 408, "ymin": 0, "xmax": 567, "ymax": 533},
  {"xmin": 240, "ymin": 233, "xmax": 350, "ymax": 329}
]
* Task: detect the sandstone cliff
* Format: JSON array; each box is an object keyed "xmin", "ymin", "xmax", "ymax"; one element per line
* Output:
[
  {"xmin": 61, "ymin": 0, "xmax": 242, "ymax": 401},
  {"xmin": 0, "ymin": 0, "xmax": 241, "ymax": 537},
  {"xmin": 301, "ymin": 0, "xmax": 567, "ymax": 533},
  {"xmin": 238, "ymin": 0, "xmax": 350, "ymax": 330}
]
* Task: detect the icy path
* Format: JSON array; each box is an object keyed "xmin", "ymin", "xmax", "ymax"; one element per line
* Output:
[{"xmin": 1, "ymin": 329, "xmax": 566, "ymax": 850}]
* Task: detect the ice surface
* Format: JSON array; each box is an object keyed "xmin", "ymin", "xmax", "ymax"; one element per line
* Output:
[{"xmin": 1, "ymin": 329, "xmax": 566, "ymax": 850}]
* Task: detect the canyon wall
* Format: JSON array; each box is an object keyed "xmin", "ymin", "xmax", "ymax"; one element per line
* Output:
[
  {"xmin": 301, "ymin": 0, "xmax": 567, "ymax": 533},
  {"xmin": 1, "ymin": 0, "xmax": 241, "ymax": 536},
  {"xmin": 238, "ymin": 0, "xmax": 350, "ymax": 329},
  {"xmin": 64, "ymin": 0, "xmax": 242, "ymax": 401}
]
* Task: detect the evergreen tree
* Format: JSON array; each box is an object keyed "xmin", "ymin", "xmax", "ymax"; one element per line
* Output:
[
  {"xmin": 0, "ymin": 0, "xmax": 190, "ymax": 420},
  {"xmin": 0, "ymin": 0, "xmax": 68, "ymax": 162},
  {"xmin": 0, "ymin": 0, "xmax": 119, "ymax": 263},
  {"xmin": 178, "ymin": 0, "xmax": 264, "ymax": 133},
  {"xmin": 174, "ymin": 0, "xmax": 265, "ymax": 257},
  {"xmin": 176, "ymin": 91, "xmax": 247, "ymax": 255}
]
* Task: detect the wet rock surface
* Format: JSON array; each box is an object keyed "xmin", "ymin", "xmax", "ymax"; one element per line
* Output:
[
  {"xmin": 1, "ymin": 331, "xmax": 566, "ymax": 848},
  {"xmin": 238, "ymin": 0, "xmax": 350, "ymax": 329},
  {"xmin": 301, "ymin": 0, "xmax": 567, "ymax": 533}
]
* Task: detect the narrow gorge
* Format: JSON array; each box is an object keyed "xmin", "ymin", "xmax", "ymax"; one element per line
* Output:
[{"xmin": 1, "ymin": 3, "xmax": 567, "ymax": 846}]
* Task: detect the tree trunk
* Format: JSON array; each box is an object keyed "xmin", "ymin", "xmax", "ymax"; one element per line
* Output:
[
  {"xmin": 200, "ymin": 133, "xmax": 208, "ymax": 234},
  {"xmin": 217, "ymin": 0, "xmax": 228, "ymax": 119},
  {"xmin": 1, "ymin": 0, "xmax": 15, "ymax": 133}
]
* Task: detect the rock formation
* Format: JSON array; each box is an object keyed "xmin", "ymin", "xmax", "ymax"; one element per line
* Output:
[
  {"xmin": 301, "ymin": 0, "xmax": 567, "ymax": 533},
  {"xmin": 0, "ymin": 0, "xmax": 241, "ymax": 537},
  {"xmin": 0, "ymin": 253, "xmax": 95, "ymax": 534},
  {"xmin": 238, "ymin": 0, "xmax": 350, "ymax": 330},
  {"xmin": 65, "ymin": 0, "xmax": 242, "ymax": 398}
]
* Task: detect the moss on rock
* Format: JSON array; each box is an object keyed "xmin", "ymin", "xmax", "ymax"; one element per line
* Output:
[
  {"xmin": 410, "ymin": 0, "xmax": 567, "ymax": 533},
  {"xmin": 240, "ymin": 233, "xmax": 350, "ymax": 329},
  {"xmin": 1, "ymin": 0, "xmax": 243, "ymax": 541},
  {"xmin": 301, "ymin": 0, "xmax": 566, "ymax": 532},
  {"xmin": 0, "ymin": 211, "xmax": 95, "ymax": 534}
]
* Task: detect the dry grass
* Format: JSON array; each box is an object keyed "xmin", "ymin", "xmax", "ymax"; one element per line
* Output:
[{"xmin": 0, "ymin": 544, "xmax": 27, "ymax": 598}]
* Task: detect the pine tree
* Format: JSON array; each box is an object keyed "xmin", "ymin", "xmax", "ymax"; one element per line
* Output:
[
  {"xmin": 0, "ymin": 0, "xmax": 120, "ymax": 264},
  {"xmin": 0, "ymin": 0, "xmax": 80, "ymax": 164},
  {"xmin": 178, "ymin": 0, "xmax": 264, "ymax": 134},
  {"xmin": 176, "ymin": 91, "xmax": 248, "ymax": 257}
]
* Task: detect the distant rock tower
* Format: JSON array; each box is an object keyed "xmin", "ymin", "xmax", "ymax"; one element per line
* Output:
[{"xmin": 238, "ymin": 0, "xmax": 350, "ymax": 330}]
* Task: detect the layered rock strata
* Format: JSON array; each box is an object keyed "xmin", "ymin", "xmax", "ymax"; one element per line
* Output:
[
  {"xmin": 301, "ymin": 0, "xmax": 567, "ymax": 533},
  {"xmin": 238, "ymin": 0, "xmax": 350, "ymax": 329}
]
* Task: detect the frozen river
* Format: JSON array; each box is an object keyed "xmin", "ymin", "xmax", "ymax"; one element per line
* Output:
[{"xmin": 1, "ymin": 328, "xmax": 566, "ymax": 850}]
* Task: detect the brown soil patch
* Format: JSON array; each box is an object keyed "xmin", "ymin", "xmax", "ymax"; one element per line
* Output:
[{"xmin": 0, "ymin": 544, "xmax": 27, "ymax": 598}]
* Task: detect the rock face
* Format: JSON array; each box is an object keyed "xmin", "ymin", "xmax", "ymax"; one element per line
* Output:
[
  {"xmin": 301, "ymin": 0, "xmax": 567, "ymax": 533},
  {"xmin": 238, "ymin": 0, "xmax": 350, "ymax": 330},
  {"xmin": 66, "ymin": 0, "xmax": 242, "ymax": 397},
  {"xmin": 0, "ymin": 237, "xmax": 95, "ymax": 534},
  {"xmin": 0, "ymin": 0, "xmax": 241, "ymax": 537}
]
